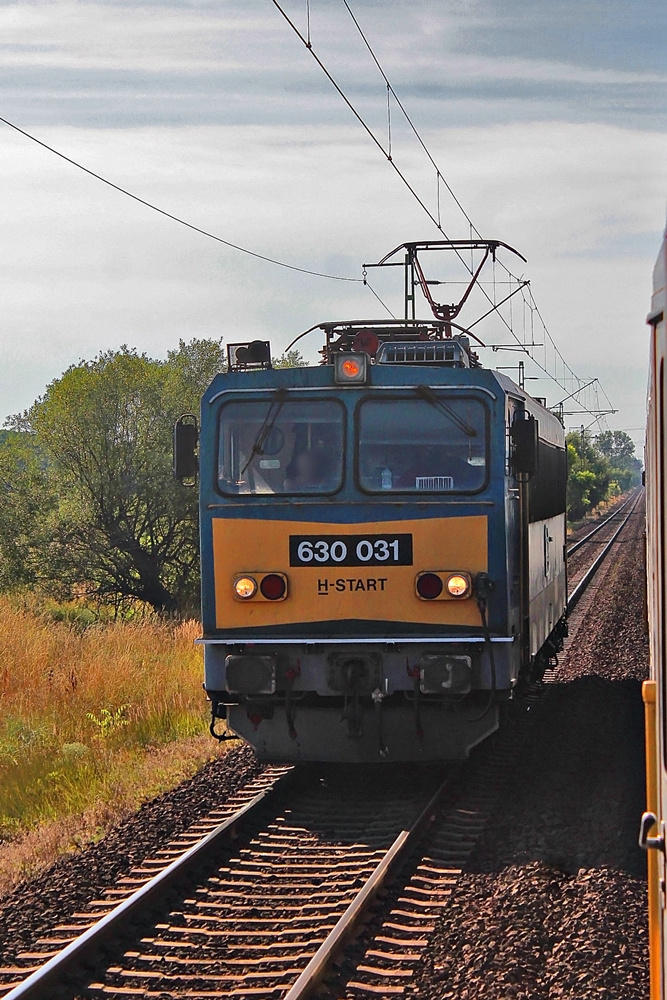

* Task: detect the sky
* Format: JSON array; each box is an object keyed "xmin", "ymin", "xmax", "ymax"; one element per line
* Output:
[{"xmin": 1, "ymin": 0, "xmax": 666, "ymax": 450}]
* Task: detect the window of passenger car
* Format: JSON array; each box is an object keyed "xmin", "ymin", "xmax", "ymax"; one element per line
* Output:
[
  {"xmin": 218, "ymin": 398, "xmax": 345, "ymax": 495},
  {"xmin": 357, "ymin": 394, "xmax": 488, "ymax": 493}
]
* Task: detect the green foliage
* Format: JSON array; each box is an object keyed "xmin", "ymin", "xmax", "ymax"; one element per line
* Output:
[
  {"xmin": 0, "ymin": 431, "xmax": 58, "ymax": 591},
  {"xmin": 273, "ymin": 349, "xmax": 308, "ymax": 368},
  {"xmin": 0, "ymin": 719, "xmax": 50, "ymax": 768},
  {"xmin": 566, "ymin": 429, "xmax": 641, "ymax": 521},
  {"xmin": 41, "ymin": 602, "xmax": 99, "ymax": 630},
  {"xmin": 86, "ymin": 706, "xmax": 130, "ymax": 740},
  {"xmin": 0, "ymin": 336, "xmax": 642, "ymax": 604},
  {"xmin": 567, "ymin": 466, "xmax": 598, "ymax": 521},
  {"xmin": 0, "ymin": 339, "xmax": 225, "ymax": 614},
  {"xmin": 595, "ymin": 429, "xmax": 642, "ymax": 491}
]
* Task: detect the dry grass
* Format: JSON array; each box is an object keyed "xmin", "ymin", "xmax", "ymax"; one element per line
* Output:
[
  {"xmin": 0, "ymin": 736, "xmax": 222, "ymax": 897},
  {"xmin": 0, "ymin": 596, "xmax": 230, "ymax": 893}
]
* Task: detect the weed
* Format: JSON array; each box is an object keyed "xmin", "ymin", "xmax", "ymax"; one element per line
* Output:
[{"xmin": 86, "ymin": 706, "xmax": 130, "ymax": 739}]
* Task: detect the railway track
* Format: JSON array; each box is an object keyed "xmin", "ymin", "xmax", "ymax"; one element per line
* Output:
[
  {"xmin": 1, "ymin": 766, "xmax": 454, "ymax": 999},
  {"xmin": 566, "ymin": 489, "xmax": 639, "ymax": 593},
  {"xmin": 566, "ymin": 489, "xmax": 644, "ymax": 623},
  {"xmin": 0, "ymin": 494, "xmax": 644, "ymax": 1000},
  {"xmin": 566, "ymin": 490, "xmax": 637, "ymax": 557}
]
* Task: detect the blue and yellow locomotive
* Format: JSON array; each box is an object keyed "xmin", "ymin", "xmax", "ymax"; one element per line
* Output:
[{"xmin": 175, "ymin": 241, "xmax": 568, "ymax": 762}]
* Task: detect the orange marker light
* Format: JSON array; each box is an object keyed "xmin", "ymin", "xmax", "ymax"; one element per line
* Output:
[
  {"xmin": 334, "ymin": 352, "xmax": 367, "ymax": 384},
  {"xmin": 416, "ymin": 571, "xmax": 472, "ymax": 600}
]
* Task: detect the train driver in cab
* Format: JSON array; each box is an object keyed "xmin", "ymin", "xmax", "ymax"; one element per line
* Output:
[{"xmin": 284, "ymin": 447, "xmax": 337, "ymax": 491}]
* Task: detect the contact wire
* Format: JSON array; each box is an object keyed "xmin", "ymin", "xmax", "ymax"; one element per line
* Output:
[{"xmin": 0, "ymin": 115, "xmax": 360, "ymax": 283}]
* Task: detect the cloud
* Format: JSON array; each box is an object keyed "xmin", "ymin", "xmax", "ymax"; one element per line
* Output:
[
  {"xmin": 0, "ymin": 0, "xmax": 665, "ymax": 445},
  {"xmin": 1, "ymin": 0, "xmax": 665, "ymax": 130}
]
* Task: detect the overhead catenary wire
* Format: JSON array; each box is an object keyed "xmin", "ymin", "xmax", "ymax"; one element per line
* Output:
[
  {"xmin": 342, "ymin": 1, "xmax": 593, "ymax": 383},
  {"xmin": 270, "ymin": 0, "xmax": 537, "ymax": 357},
  {"xmin": 364, "ymin": 275, "xmax": 397, "ymax": 319},
  {"xmin": 336, "ymin": 0, "xmax": 615, "ymax": 412},
  {"xmin": 272, "ymin": 0, "xmax": 567, "ymax": 381},
  {"xmin": 0, "ymin": 114, "xmax": 396, "ymax": 319},
  {"xmin": 0, "ymin": 115, "xmax": 361, "ymax": 284},
  {"xmin": 268, "ymin": 0, "xmax": 452, "ymax": 240},
  {"xmin": 311, "ymin": 0, "xmax": 615, "ymax": 422},
  {"xmin": 340, "ymin": 0, "xmax": 480, "ymax": 239},
  {"xmin": 0, "ymin": 15, "xmax": 614, "ymax": 424}
]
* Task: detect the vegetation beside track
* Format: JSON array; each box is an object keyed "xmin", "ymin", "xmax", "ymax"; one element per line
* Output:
[
  {"xmin": 566, "ymin": 429, "xmax": 641, "ymax": 521},
  {"xmin": 0, "ymin": 596, "xmax": 232, "ymax": 894},
  {"xmin": 0, "ymin": 344, "xmax": 306, "ymax": 618}
]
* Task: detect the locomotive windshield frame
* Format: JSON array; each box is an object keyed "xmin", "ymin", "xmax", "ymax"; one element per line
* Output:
[
  {"xmin": 355, "ymin": 391, "xmax": 489, "ymax": 495},
  {"xmin": 216, "ymin": 395, "xmax": 346, "ymax": 497}
]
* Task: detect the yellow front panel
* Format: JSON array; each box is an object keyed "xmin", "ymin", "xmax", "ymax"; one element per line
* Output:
[{"xmin": 212, "ymin": 515, "xmax": 488, "ymax": 629}]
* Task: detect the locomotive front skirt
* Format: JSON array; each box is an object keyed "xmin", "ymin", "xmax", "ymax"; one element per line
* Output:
[{"xmin": 189, "ymin": 343, "xmax": 567, "ymax": 763}]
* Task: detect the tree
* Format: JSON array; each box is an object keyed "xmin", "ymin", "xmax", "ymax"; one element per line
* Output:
[
  {"xmin": 5, "ymin": 339, "xmax": 225, "ymax": 614},
  {"xmin": 596, "ymin": 430, "xmax": 635, "ymax": 462},
  {"xmin": 595, "ymin": 430, "xmax": 642, "ymax": 491},
  {"xmin": 566, "ymin": 432, "xmax": 610, "ymax": 521},
  {"xmin": 273, "ymin": 349, "xmax": 308, "ymax": 369},
  {"xmin": 565, "ymin": 428, "xmax": 641, "ymax": 521},
  {"xmin": 0, "ymin": 431, "xmax": 58, "ymax": 591},
  {"xmin": 164, "ymin": 337, "xmax": 227, "ymax": 403}
]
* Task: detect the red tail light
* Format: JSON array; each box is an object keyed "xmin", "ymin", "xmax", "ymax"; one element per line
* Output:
[
  {"xmin": 260, "ymin": 573, "xmax": 287, "ymax": 600},
  {"xmin": 416, "ymin": 573, "xmax": 443, "ymax": 600}
]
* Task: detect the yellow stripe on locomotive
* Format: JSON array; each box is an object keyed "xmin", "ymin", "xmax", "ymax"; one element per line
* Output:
[{"xmin": 212, "ymin": 515, "xmax": 488, "ymax": 630}]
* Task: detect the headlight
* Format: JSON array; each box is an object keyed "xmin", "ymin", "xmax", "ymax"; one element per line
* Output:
[
  {"xmin": 234, "ymin": 576, "xmax": 257, "ymax": 599},
  {"xmin": 446, "ymin": 574, "xmax": 471, "ymax": 598}
]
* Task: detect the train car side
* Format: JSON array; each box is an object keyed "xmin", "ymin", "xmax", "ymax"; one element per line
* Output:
[{"xmin": 642, "ymin": 226, "xmax": 667, "ymax": 1000}]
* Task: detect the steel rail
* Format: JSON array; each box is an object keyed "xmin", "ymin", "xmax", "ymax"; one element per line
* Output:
[
  {"xmin": 567, "ymin": 492, "xmax": 641, "ymax": 613},
  {"xmin": 282, "ymin": 774, "xmax": 452, "ymax": 1000},
  {"xmin": 289, "ymin": 499, "xmax": 641, "ymax": 1000},
  {"xmin": 2, "ymin": 770, "xmax": 292, "ymax": 1000},
  {"xmin": 567, "ymin": 491, "xmax": 636, "ymax": 557}
]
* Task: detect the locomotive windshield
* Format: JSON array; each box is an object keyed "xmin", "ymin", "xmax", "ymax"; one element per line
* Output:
[
  {"xmin": 218, "ymin": 398, "xmax": 344, "ymax": 495},
  {"xmin": 358, "ymin": 394, "xmax": 488, "ymax": 493}
]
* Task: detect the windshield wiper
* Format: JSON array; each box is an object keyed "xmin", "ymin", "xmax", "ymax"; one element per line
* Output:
[
  {"xmin": 416, "ymin": 385, "xmax": 477, "ymax": 437},
  {"xmin": 240, "ymin": 389, "xmax": 288, "ymax": 476}
]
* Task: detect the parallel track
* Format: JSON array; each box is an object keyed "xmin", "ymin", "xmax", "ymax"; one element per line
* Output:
[
  {"xmin": 0, "ymin": 494, "xmax": 643, "ymax": 1000},
  {"xmin": 566, "ymin": 490, "xmax": 637, "ymax": 558},
  {"xmin": 567, "ymin": 489, "xmax": 643, "ymax": 614}
]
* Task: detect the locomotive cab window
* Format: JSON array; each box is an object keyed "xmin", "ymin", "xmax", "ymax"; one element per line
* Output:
[
  {"xmin": 217, "ymin": 399, "xmax": 344, "ymax": 495},
  {"xmin": 358, "ymin": 394, "xmax": 488, "ymax": 493}
]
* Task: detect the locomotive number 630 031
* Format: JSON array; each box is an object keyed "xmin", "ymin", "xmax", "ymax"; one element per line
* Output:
[{"xmin": 289, "ymin": 533, "xmax": 413, "ymax": 567}]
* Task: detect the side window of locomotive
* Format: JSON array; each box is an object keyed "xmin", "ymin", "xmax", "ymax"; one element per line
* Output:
[
  {"xmin": 357, "ymin": 396, "xmax": 488, "ymax": 493},
  {"xmin": 218, "ymin": 399, "xmax": 344, "ymax": 495}
]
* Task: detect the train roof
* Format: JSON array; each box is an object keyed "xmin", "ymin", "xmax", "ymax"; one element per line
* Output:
[
  {"xmin": 205, "ymin": 326, "xmax": 564, "ymax": 447},
  {"xmin": 649, "ymin": 227, "xmax": 667, "ymax": 325}
]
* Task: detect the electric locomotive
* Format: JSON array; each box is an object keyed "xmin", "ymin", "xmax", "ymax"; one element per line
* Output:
[{"xmin": 175, "ymin": 240, "xmax": 568, "ymax": 762}]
